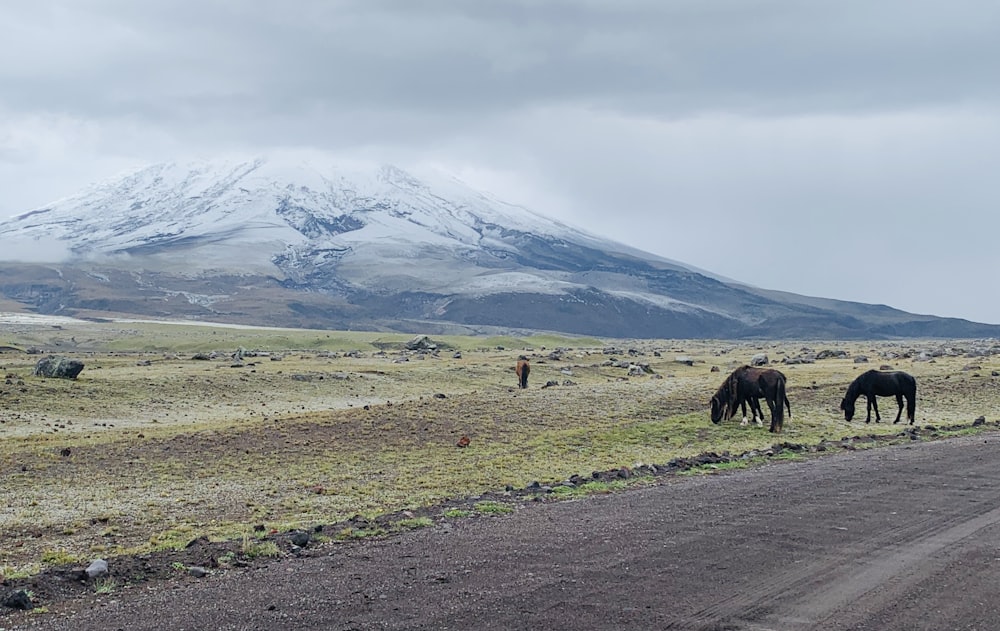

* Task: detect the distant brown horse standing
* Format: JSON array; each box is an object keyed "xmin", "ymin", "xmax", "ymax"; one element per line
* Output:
[{"xmin": 515, "ymin": 356, "xmax": 530, "ymax": 389}]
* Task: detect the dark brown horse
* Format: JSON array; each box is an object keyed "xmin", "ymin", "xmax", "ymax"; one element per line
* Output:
[
  {"xmin": 515, "ymin": 356, "xmax": 530, "ymax": 389},
  {"xmin": 710, "ymin": 366, "xmax": 789, "ymax": 433},
  {"xmin": 840, "ymin": 369, "xmax": 916, "ymax": 424}
]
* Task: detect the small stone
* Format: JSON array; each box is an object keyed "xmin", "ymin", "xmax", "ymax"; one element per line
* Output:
[
  {"xmin": 2, "ymin": 589, "xmax": 33, "ymax": 610},
  {"xmin": 86, "ymin": 559, "xmax": 109, "ymax": 579}
]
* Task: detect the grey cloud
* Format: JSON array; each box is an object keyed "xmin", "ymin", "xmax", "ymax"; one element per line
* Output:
[
  {"xmin": 2, "ymin": 0, "xmax": 1000, "ymax": 323},
  {"xmin": 4, "ymin": 1, "xmax": 999, "ymax": 129}
]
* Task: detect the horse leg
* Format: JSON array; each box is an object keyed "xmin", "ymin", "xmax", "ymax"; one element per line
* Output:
[
  {"xmin": 739, "ymin": 399, "xmax": 749, "ymax": 426},
  {"xmin": 764, "ymin": 396, "xmax": 778, "ymax": 433},
  {"xmin": 865, "ymin": 395, "xmax": 873, "ymax": 423},
  {"xmin": 871, "ymin": 396, "xmax": 881, "ymax": 422},
  {"xmin": 893, "ymin": 394, "xmax": 904, "ymax": 423},
  {"xmin": 753, "ymin": 398, "xmax": 764, "ymax": 427}
]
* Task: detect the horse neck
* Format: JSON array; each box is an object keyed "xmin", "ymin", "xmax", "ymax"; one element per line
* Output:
[{"xmin": 844, "ymin": 378, "xmax": 863, "ymax": 403}]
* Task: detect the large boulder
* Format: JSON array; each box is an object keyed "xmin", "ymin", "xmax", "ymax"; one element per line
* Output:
[
  {"xmin": 405, "ymin": 335, "xmax": 437, "ymax": 351},
  {"xmin": 32, "ymin": 355, "xmax": 85, "ymax": 379}
]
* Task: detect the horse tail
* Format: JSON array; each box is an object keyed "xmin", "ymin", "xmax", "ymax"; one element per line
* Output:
[
  {"xmin": 772, "ymin": 376, "xmax": 786, "ymax": 433},
  {"xmin": 516, "ymin": 359, "xmax": 530, "ymax": 389},
  {"xmin": 906, "ymin": 375, "xmax": 916, "ymax": 422}
]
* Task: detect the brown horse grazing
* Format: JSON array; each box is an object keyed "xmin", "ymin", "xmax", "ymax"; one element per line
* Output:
[
  {"xmin": 710, "ymin": 366, "xmax": 789, "ymax": 433},
  {"xmin": 515, "ymin": 356, "xmax": 530, "ymax": 389},
  {"xmin": 840, "ymin": 369, "xmax": 916, "ymax": 424}
]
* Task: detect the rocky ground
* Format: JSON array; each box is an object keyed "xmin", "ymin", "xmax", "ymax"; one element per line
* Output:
[{"xmin": 2, "ymin": 320, "xmax": 1000, "ymax": 625}]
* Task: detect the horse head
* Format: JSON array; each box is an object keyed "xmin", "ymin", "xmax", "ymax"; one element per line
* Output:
[
  {"xmin": 710, "ymin": 395, "xmax": 726, "ymax": 424},
  {"xmin": 840, "ymin": 397, "xmax": 855, "ymax": 421}
]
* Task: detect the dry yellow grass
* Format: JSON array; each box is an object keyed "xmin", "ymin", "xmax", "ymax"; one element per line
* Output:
[{"xmin": 2, "ymin": 320, "xmax": 999, "ymax": 575}]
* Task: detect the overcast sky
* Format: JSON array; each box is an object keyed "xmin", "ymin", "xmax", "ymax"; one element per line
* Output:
[{"xmin": 2, "ymin": 1, "xmax": 998, "ymax": 324}]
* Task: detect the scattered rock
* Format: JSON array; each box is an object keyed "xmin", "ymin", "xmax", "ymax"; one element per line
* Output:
[
  {"xmin": 628, "ymin": 364, "xmax": 648, "ymax": 376},
  {"xmin": 854, "ymin": 356, "xmax": 868, "ymax": 363},
  {"xmin": 187, "ymin": 566, "xmax": 209, "ymax": 578},
  {"xmin": 816, "ymin": 349, "xmax": 848, "ymax": 360},
  {"xmin": 86, "ymin": 559, "xmax": 109, "ymax": 579},
  {"xmin": 2, "ymin": 589, "xmax": 33, "ymax": 610},
  {"xmin": 289, "ymin": 531, "xmax": 311, "ymax": 548},
  {"xmin": 782, "ymin": 357, "xmax": 815, "ymax": 365},
  {"xmin": 32, "ymin": 355, "xmax": 85, "ymax": 379},
  {"xmin": 433, "ymin": 393, "xmax": 447, "ymax": 399},
  {"xmin": 974, "ymin": 416, "xmax": 987, "ymax": 426},
  {"xmin": 405, "ymin": 335, "xmax": 437, "ymax": 351},
  {"xmin": 456, "ymin": 436, "xmax": 471, "ymax": 448},
  {"xmin": 750, "ymin": 354, "xmax": 768, "ymax": 367}
]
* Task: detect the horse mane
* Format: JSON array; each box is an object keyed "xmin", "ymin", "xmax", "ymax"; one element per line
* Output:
[{"xmin": 844, "ymin": 369, "xmax": 876, "ymax": 402}]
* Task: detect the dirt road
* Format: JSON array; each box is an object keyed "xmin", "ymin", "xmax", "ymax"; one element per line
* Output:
[{"xmin": 13, "ymin": 432, "xmax": 1000, "ymax": 631}]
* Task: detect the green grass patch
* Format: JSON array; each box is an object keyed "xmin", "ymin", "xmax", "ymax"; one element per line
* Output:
[
  {"xmin": 443, "ymin": 508, "xmax": 473, "ymax": 519},
  {"xmin": 336, "ymin": 527, "xmax": 388, "ymax": 540},
  {"xmin": 40, "ymin": 549, "xmax": 81, "ymax": 566},
  {"xmin": 241, "ymin": 537, "xmax": 281, "ymax": 559},
  {"xmin": 395, "ymin": 517, "xmax": 434, "ymax": 530},
  {"xmin": 474, "ymin": 501, "xmax": 514, "ymax": 515}
]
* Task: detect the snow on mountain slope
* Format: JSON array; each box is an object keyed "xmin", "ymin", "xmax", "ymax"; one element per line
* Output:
[{"xmin": 0, "ymin": 152, "xmax": 698, "ymax": 296}]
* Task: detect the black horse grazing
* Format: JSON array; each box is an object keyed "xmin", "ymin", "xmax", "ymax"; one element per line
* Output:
[
  {"xmin": 840, "ymin": 369, "xmax": 916, "ymax": 424},
  {"xmin": 515, "ymin": 356, "xmax": 530, "ymax": 389},
  {"xmin": 710, "ymin": 366, "xmax": 789, "ymax": 433}
]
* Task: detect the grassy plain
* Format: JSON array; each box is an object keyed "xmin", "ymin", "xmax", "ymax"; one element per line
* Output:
[{"xmin": 2, "ymin": 318, "xmax": 999, "ymax": 577}]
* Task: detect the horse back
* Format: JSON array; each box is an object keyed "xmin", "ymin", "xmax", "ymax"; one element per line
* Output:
[{"xmin": 869, "ymin": 370, "xmax": 916, "ymax": 396}]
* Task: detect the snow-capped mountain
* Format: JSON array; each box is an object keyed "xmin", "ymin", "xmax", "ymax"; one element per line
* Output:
[
  {"xmin": 0, "ymin": 154, "xmax": 693, "ymax": 289},
  {"xmin": 1, "ymin": 154, "xmax": 997, "ymax": 339}
]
